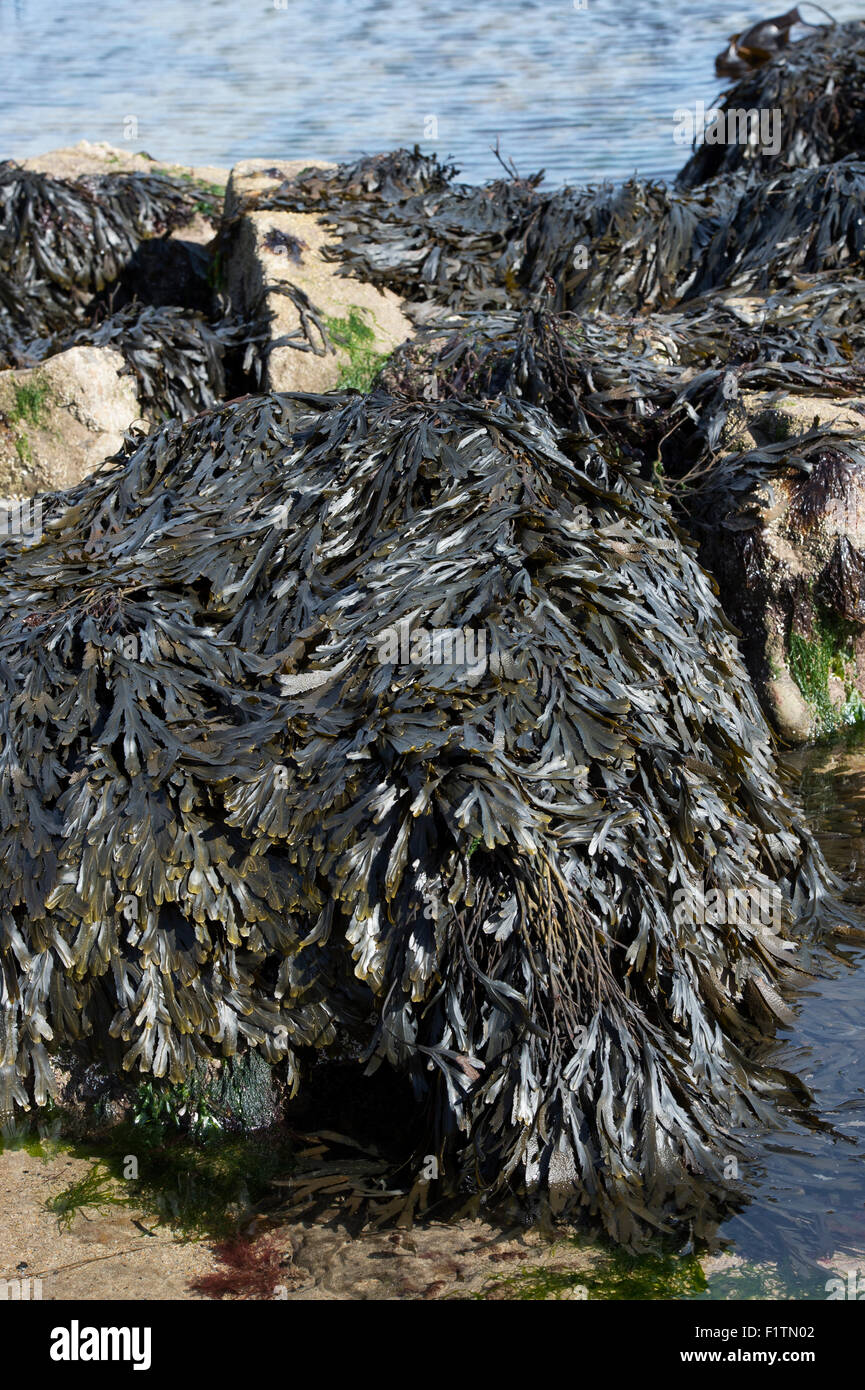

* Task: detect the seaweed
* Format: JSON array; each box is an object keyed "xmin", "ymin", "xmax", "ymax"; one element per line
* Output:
[
  {"xmin": 54, "ymin": 304, "xmax": 258, "ymax": 422},
  {"xmin": 0, "ymin": 166, "xmax": 201, "ymax": 365},
  {"xmin": 0, "ymin": 386, "xmax": 855, "ymax": 1243},
  {"xmin": 190, "ymin": 1236, "xmax": 288, "ymax": 1300},
  {"xmin": 687, "ymin": 18, "xmax": 863, "ymax": 188},
  {"xmin": 46, "ymin": 1160, "xmax": 132, "ymax": 1231},
  {"xmin": 818, "ymin": 535, "xmax": 865, "ymax": 621},
  {"xmin": 240, "ymin": 145, "xmax": 865, "ymax": 321}
]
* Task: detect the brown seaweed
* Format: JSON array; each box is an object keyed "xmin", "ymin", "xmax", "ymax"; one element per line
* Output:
[
  {"xmin": 0, "ymin": 388, "xmax": 854, "ymax": 1241},
  {"xmin": 693, "ymin": 16, "xmax": 858, "ymax": 188},
  {"xmin": 241, "ymin": 146, "xmax": 865, "ymax": 322},
  {"xmin": 0, "ymin": 166, "xmax": 201, "ymax": 366}
]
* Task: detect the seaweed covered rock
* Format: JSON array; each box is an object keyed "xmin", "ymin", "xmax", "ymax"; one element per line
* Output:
[
  {"xmin": 0, "ymin": 163, "xmax": 263, "ymax": 454},
  {"xmin": 382, "ymin": 300, "xmax": 865, "ymax": 744},
  {"xmin": 680, "ymin": 20, "xmax": 865, "ymax": 189},
  {"xmin": 0, "ymin": 388, "xmax": 852, "ymax": 1240},
  {"xmin": 249, "ymin": 147, "xmax": 865, "ymax": 319},
  {"xmin": 685, "ymin": 419, "xmax": 865, "ymax": 742},
  {"xmin": 223, "ymin": 159, "xmax": 411, "ymax": 394},
  {"xmin": 53, "ymin": 305, "xmax": 249, "ymax": 424},
  {"xmin": 0, "ymin": 165, "xmax": 201, "ymax": 363}
]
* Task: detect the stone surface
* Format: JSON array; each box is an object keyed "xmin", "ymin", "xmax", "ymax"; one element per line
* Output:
[
  {"xmin": 224, "ymin": 157, "xmax": 336, "ymax": 218},
  {"xmin": 723, "ymin": 390, "xmax": 865, "ymax": 454},
  {"xmin": 698, "ymin": 391, "xmax": 865, "ymax": 743},
  {"xmin": 16, "ymin": 139, "xmax": 229, "ymax": 191},
  {"xmin": 224, "ymin": 160, "xmax": 412, "ymax": 394},
  {"xmin": 0, "ymin": 346, "xmax": 141, "ymax": 500}
]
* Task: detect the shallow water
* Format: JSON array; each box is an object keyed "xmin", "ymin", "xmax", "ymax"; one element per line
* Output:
[
  {"xmin": 0, "ymin": 0, "xmax": 861, "ymax": 187},
  {"xmin": 704, "ymin": 735, "xmax": 865, "ymax": 1298}
]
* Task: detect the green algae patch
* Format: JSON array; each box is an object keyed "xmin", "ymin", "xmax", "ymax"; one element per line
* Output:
[
  {"xmin": 788, "ymin": 610, "xmax": 865, "ymax": 739},
  {"xmin": 325, "ymin": 306, "xmax": 389, "ymax": 390},
  {"xmin": 0, "ymin": 371, "xmax": 52, "ymax": 469},
  {"xmin": 47, "ymin": 1161, "xmax": 133, "ymax": 1231},
  {"xmin": 478, "ymin": 1245, "xmax": 709, "ymax": 1301},
  {"xmin": 0, "ymin": 1118, "xmax": 64, "ymax": 1160},
  {"xmin": 11, "ymin": 376, "xmax": 51, "ymax": 428}
]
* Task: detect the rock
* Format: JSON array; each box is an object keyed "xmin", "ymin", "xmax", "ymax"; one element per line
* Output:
[
  {"xmin": 0, "ymin": 346, "xmax": 140, "ymax": 499},
  {"xmin": 49, "ymin": 1056, "xmax": 135, "ymax": 1137},
  {"xmin": 15, "ymin": 142, "xmax": 228, "ymax": 244},
  {"xmin": 693, "ymin": 391, "xmax": 865, "ymax": 742},
  {"xmin": 224, "ymin": 157, "xmax": 337, "ymax": 219},
  {"xmin": 17, "ymin": 139, "xmax": 228, "ymax": 188},
  {"xmin": 224, "ymin": 159, "xmax": 412, "ymax": 393},
  {"xmin": 722, "ymin": 391, "xmax": 865, "ymax": 453}
]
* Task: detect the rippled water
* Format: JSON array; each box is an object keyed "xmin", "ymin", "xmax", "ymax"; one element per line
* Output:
[{"xmin": 0, "ymin": 0, "xmax": 862, "ymax": 186}]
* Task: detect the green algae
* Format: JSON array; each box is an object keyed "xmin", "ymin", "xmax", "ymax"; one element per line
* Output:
[
  {"xmin": 789, "ymin": 609, "xmax": 865, "ymax": 738},
  {"xmin": 477, "ymin": 1244, "xmax": 834, "ymax": 1301},
  {"xmin": 11, "ymin": 377, "xmax": 50, "ymax": 428},
  {"xmin": 47, "ymin": 1161, "xmax": 133, "ymax": 1231},
  {"xmin": 132, "ymin": 1054, "xmax": 278, "ymax": 1139},
  {"xmin": 325, "ymin": 307, "xmax": 389, "ymax": 390},
  {"xmin": 2, "ymin": 374, "xmax": 51, "ymax": 466},
  {"xmin": 478, "ymin": 1245, "xmax": 709, "ymax": 1301}
]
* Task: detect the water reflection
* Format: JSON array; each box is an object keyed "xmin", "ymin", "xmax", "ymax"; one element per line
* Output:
[{"xmin": 710, "ymin": 734, "xmax": 865, "ymax": 1297}]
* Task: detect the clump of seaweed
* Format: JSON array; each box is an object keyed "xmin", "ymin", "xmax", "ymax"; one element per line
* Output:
[
  {"xmin": 376, "ymin": 299, "xmax": 865, "ymax": 492},
  {"xmin": 243, "ymin": 146, "xmax": 865, "ymax": 320},
  {"xmin": 0, "ymin": 166, "xmax": 201, "ymax": 364},
  {"xmin": 818, "ymin": 535, "xmax": 865, "ymax": 622},
  {"xmin": 47, "ymin": 1160, "xmax": 132, "ymax": 1231},
  {"xmin": 0, "ymin": 387, "xmax": 856, "ymax": 1243},
  {"xmin": 788, "ymin": 447, "xmax": 862, "ymax": 529},
  {"xmin": 52, "ymin": 304, "xmax": 258, "ymax": 422},
  {"xmin": 683, "ymin": 18, "xmax": 864, "ymax": 188},
  {"xmin": 132, "ymin": 1054, "xmax": 279, "ymax": 1135}
]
